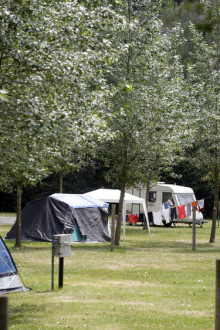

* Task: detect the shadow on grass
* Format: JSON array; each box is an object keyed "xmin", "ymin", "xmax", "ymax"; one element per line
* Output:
[
  {"xmin": 70, "ymin": 239, "xmax": 220, "ymax": 256},
  {"xmin": 6, "ymin": 241, "xmax": 52, "ymax": 252},
  {"xmin": 4, "ymin": 223, "xmax": 217, "ymax": 255}
]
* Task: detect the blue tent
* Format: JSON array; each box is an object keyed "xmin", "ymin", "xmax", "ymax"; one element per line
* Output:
[
  {"xmin": 6, "ymin": 194, "xmax": 110, "ymax": 243},
  {"xmin": 0, "ymin": 236, "xmax": 28, "ymax": 294}
]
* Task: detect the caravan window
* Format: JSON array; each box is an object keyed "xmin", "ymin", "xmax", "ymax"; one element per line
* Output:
[
  {"xmin": 148, "ymin": 191, "xmax": 157, "ymax": 202},
  {"xmin": 176, "ymin": 193, "xmax": 194, "ymax": 206},
  {"xmin": 162, "ymin": 192, "xmax": 173, "ymax": 204}
]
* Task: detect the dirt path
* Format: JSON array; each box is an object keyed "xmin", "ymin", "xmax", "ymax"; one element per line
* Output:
[{"xmin": 0, "ymin": 216, "xmax": 16, "ymax": 225}]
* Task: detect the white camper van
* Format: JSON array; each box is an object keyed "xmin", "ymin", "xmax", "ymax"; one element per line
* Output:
[{"xmin": 126, "ymin": 183, "xmax": 204, "ymax": 226}]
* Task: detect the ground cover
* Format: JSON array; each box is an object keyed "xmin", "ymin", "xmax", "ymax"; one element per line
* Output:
[{"xmin": 0, "ymin": 220, "xmax": 219, "ymax": 329}]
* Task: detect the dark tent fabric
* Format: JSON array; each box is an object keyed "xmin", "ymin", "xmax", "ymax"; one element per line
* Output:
[
  {"xmin": 6, "ymin": 194, "xmax": 110, "ymax": 243},
  {"xmin": 0, "ymin": 236, "xmax": 28, "ymax": 294},
  {"xmin": 72, "ymin": 207, "xmax": 109, "ymax": 242}
]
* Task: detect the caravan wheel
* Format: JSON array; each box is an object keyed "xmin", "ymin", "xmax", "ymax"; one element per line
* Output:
[{"xmin": 162, "ymin": 220, "xmax": 172, "ymax": 227}]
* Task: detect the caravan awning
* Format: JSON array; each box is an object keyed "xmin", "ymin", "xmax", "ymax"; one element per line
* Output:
[
  {"xmin": 84, "ymin": 189, "xmax": 151, "ymax": 239},
  {"xmin": 84, "ymin": 189, "xmax": 145, "ymax": 204}
]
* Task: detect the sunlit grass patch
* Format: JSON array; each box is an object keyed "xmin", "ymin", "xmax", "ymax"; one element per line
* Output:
[{"xmin": 0, "ymin": 221, "xmax": 218, "ymax": 329}]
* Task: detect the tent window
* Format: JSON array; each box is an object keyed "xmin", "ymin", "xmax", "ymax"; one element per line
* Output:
[{"xmin": 148, "ymin": 191, "xmax": 157, "ymax": 202}]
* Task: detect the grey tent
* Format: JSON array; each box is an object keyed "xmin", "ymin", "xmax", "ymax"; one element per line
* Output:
[{"xmin": 6, "ymin": 194, "xmax": 110, "ymax": 243}]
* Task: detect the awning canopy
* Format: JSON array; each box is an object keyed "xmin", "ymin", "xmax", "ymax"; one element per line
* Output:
[
  {"xmin": 84, "ymin": 189, "xmax": 145, "ymax": 204},
  {"xmin": 84, "ymin": 189, "xmax": 151, "ymax": 239}
]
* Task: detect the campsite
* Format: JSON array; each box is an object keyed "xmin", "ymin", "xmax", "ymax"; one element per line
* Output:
[
  {"xmin": 0, "ymin": 0, "xmax": 219, "ymax": 329},
  {"xmin": 0, "ymin": 216, "xmax": 218, "ymax": 329}
]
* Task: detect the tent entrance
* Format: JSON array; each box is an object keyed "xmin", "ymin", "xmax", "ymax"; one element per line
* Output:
[{"xmin": 71, "ymin": 225, "xmax": 87, "ymax": 242}]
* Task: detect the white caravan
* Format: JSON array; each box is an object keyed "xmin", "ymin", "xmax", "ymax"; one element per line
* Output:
[{"xmin": 126, "ymin": 183, "xmax": 204, "ymax": 226}]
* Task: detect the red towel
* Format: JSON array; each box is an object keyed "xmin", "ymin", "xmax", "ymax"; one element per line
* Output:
[
  {"xmin": 177, "ymin": 205, "xmax": 186, "ymax": 219},
  {"xmin": 128, "ymin": 214, "xmax": 134, "ymax": 223},
  {"xmin": 134, "ymin": 215, "xmax": 138, "ymax": 223}
]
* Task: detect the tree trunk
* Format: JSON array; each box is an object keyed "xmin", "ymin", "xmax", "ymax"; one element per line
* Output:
[
  {"xmin": 111, "ymin": 204, "xmax": 116, "ymax": 252},
  {"xmin": 15, "ymin": 181, "xmax": 23, "ymax": 248},
  {"xmin": 210, "ymin": 0, "xmax": 220, "ymax": 242},
  {"xmin": 114, "ymin": 0, "xmax": 130, "ymax": 246},
  {"xmin": 115, "ymin": 184, "xmax": 126, "ymax": 246},
  {"xmin": 143, "ymin": 179, "xmax": 151, "ymax": 230},
  {"xmin": 210, "ymin": 165, "xmax": 219, "ymax": 243},
  {"xmin": 59, "ymin": 171, "xmax": 63, "ymax": 193}
]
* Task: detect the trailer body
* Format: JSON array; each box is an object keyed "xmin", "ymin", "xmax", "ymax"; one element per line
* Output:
[{"xmin": 126, "ymin": 183, "xmax": 203, "ymax": 226}]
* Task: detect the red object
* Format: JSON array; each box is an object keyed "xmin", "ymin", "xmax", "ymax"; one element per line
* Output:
[
  {"xmin": 128, "ymin": 214, "xmax": 138, "ymax": 224},
  {"xmin": 134, "ymin": 214, "xmax": 138, "ymax": 223},
  {"xmin": 177, "ymin": 205, "xmax": 186, "ymax": 219},
  {"xmin": 128, "ymin": 214, "xmax": 134, "ymax": 223},
  {"xmin": 191, "ymin": 201, "xmax": 198, "ymax": 209}
]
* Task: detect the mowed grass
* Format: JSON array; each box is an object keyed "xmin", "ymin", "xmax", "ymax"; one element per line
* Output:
[{"xmin": 0, "ymin": 220, "xmax": 220, "ymax": 329}]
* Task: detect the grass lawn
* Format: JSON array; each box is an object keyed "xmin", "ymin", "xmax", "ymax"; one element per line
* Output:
[{"xmin": 0, "ymin": 220, "xmax": 219, "ymax": 329}]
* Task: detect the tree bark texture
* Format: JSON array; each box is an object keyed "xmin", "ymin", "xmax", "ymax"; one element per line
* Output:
[
  {"xmin": 59, "ymin": 171, "xmax": 63, "ymax": 193},
  {"xmin": 111, "ymin": 204, "xmax": 116, "ymax": 251},
  {"xmin": 115, "ymin": 184, "xmax": 126, "ymax": 246},
  {"xmin": 15, "ymin": 181, "xmax": 23, "ymax": 248},
  {"xmin": 143, "ymin": 179, "xmax": 151, "ymax": 230},
  {"xmin": 210, "ymin": 165, "xmax": 220, "ymax": 243}
]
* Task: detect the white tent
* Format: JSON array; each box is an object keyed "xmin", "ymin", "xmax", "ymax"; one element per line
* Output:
[{"xmin": 84, "ymin": 189, "xmax": 151, "ymax": 239}]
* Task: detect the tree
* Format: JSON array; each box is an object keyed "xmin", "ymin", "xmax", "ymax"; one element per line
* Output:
[
  {"xmin": 161, "ymin": 0, "xmax": 219, "ymax": 241},
  {"xmin": 187, "ymin": 24, "xmax": 219, "ymax": 242},
  {"xmin": 0, "ymin": 0, "xmax": 125, "ymax": 246},
  {"xmin": 181, "ymin": 0, "xmax": 220, "ymax": 242},
  {"xmin": 101, "ymin": 0, "xmax": 185, "ymax": 245}
]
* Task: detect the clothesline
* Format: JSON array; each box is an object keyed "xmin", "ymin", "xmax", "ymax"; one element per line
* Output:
[{"xmin": 152, "ymin": 199, "xmax": 205, "ymax": 224}]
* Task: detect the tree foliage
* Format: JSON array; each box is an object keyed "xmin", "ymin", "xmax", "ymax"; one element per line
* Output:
[
  {"xmin": 0, "ymin": 0, "xmax": 124, "ymax": 246},
  {"xmin": 162, "ymin": 0, "xmax": 220, "ymax": 242}
]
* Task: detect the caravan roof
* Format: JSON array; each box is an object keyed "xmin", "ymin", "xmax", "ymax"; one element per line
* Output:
[{"xmin": 151, "ymin": 184, "xmax": 194, "ymax": 194}]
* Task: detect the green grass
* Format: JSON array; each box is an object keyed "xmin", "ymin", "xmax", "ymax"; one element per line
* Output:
[{"xmin": 0, "ymin": 221, "xmax": 219, "ymax": 329}]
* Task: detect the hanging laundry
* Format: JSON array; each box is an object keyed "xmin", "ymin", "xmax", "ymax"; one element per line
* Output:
[
  {"xmin": 198, "ymin": 199, "xmax": 204, "ymax": 212},
  {"xmin": 162, "ymin": 208, "xmax": 170, "ymax": 223},
  {"xmin": 153, "ymin": 210, "xmax": 162, "ymax": 225},
  {"xmin": 191, "ymin": 201, "xmax": 198, "ymax": 209},
  {"xmin": 134, "ymin": 214, "xmax": 139, "ymax": 223},
  {"xmin": 171, "ymin": 207, "xmax": 177, "ymax": 220},
  {"xmin": 186, "ymin": 203, "xmax": 191, "ymax": 217},
  {"xmin": 177, "ymin": 205, "xmax": 186, "ymax": 219},
  {"xmin": 164, "ymin": 202, "xmax": 170, "ymax": 209}
]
